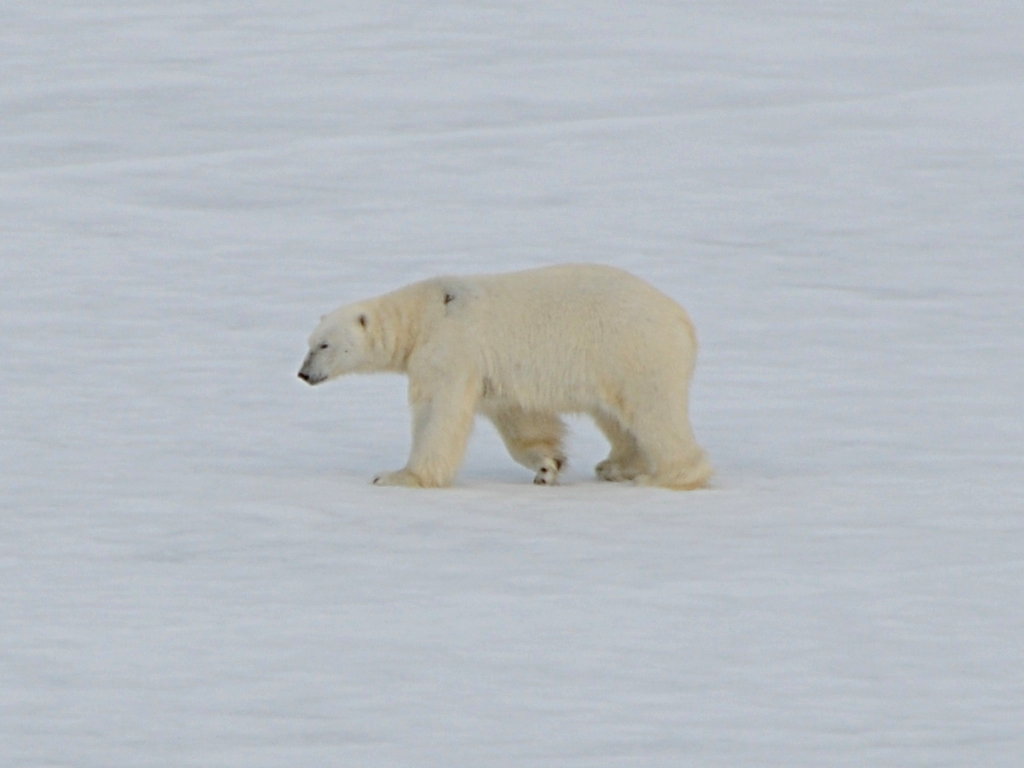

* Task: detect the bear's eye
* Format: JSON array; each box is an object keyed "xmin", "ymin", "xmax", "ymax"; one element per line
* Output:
[{"xmin": 318, "ymin": 343, "xmax": 329, "ymax": 350}]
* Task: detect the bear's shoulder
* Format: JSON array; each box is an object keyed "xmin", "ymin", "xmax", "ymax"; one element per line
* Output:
[{"xmin": 413, "ymin": 275, "xmax": 479, "ymax": 315}]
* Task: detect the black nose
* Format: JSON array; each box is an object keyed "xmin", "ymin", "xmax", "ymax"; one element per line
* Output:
[{"xmin": 298, "ymin": 371, "xmax": 310, "ymax": 381}]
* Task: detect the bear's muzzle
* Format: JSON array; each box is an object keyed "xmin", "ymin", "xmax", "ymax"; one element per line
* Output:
[{"xmin": 297, "ymin": 360, "xmax": 325, "ymax": 385}]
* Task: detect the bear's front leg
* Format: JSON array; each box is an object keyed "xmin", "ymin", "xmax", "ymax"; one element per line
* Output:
[{"xmin": 373, "ymin": 378, "xmax": 479, "ymax": 488}]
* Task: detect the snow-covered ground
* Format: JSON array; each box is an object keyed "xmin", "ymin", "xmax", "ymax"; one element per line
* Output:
[{"xmin": 3, "ymin": 2, "xmax": 1023, "ymax": 765}]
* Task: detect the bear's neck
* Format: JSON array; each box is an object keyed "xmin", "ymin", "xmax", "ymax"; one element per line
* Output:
[{"xmin": 374, "ymin": 288, "xmax": 429, "ymax": 372}]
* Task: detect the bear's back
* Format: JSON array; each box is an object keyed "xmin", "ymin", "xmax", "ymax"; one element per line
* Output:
[{"xmin": 460, "ymin": 264, "xmax": 687, "ymax": 332}]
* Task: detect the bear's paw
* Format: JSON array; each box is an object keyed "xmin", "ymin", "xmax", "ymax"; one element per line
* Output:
[{"xmin": 372, "ymin": 468, "xmax": 427, "ymax": 488}]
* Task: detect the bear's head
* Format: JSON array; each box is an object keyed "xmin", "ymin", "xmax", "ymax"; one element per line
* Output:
[{"xmin": 298, "ymin": 305, "xmax": 374, "ymax": 385}]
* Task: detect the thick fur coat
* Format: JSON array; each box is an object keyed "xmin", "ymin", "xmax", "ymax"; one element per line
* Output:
[{"xmin": 299, "ymin": 264, "xmax": 711, "ymax": 489}]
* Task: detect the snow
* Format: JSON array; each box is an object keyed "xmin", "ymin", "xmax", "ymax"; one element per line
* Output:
[{"xmin": 3, "ymin": 1, "xmax": 1023, "ymax": 765}]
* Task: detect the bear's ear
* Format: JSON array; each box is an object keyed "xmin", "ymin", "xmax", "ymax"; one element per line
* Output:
[{"xmin": 357, "ymin": 313, "xmax": 367, "ymax": 328}]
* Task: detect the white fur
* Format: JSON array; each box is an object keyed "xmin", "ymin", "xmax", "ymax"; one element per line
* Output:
[{"xmin": 298, "ymin": 264, "xmax": 712, "ymax": 489}]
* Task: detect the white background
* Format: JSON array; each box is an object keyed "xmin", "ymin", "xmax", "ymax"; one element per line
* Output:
[{"xmin": 3, "ymin": 2, "xmax": 1023, "ymax": 765}]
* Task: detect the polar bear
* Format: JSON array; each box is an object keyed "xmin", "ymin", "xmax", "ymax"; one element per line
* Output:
[{"xmin": 298, "ymin": 264, "xmax": 712, "ymax": 490}]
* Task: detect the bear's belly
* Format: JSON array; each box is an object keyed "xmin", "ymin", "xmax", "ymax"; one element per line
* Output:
[{"xmin": 477, "ymin": 374, "xmax": 596, "ymax": 415}]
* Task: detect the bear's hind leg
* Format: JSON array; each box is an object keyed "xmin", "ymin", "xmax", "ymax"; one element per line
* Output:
[
  {"xmin": 620, "ymin": 397, "xmax": 712, "ymax": 490},
  {"xmin": 487, "ymin": 406, "xmax": 567, "ymax": 485},
  {"xmin": 591, "ymin": 410, "xmax": 647, "ymax": 482}
]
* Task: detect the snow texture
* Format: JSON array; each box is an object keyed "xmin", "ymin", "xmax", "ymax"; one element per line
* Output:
[{"xmin": 3, "ymin": 2, "xmax": 1023, "ymax": 766}]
